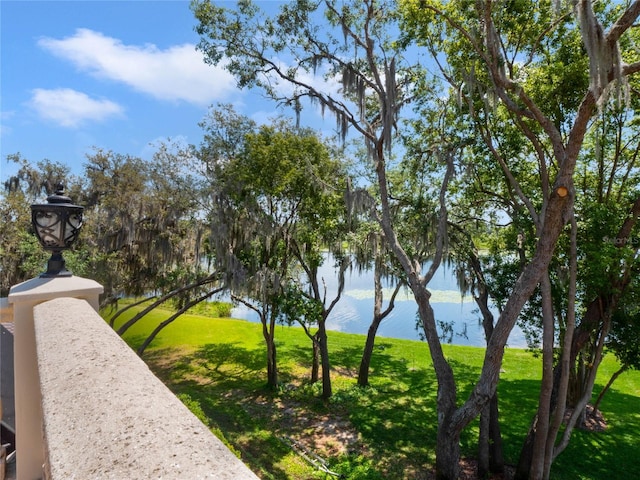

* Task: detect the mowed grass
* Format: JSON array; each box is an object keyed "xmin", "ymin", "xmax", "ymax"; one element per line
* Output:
[{"xmin": 105, "ymin": 303, "xmax": 640, "ymax": 479}]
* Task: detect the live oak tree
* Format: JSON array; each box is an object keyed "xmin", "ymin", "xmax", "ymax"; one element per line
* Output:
[
  {"xmin": 197, "ymin": 107, "xmax": 348, "ymax": 393},
  {"xmin": 83, "ymin": 148, "xmax": 196, "ymax": 298},
  {"xmin": 2, "ymin": 148, "xmax": 227, "ymax": 353},
  {"xmin": 191, "ymin": 0, "xmax": 460, "ymax": 477},
  {"xmin": 82, "ymin": 149, "xmax": 155, "ymax": 300},
  {"xmin": 401, "ymin": 1, "xmax": 640, "ymax": 479},
  {"xmin": 82, "ymin": 146, "xmax": 208, "ymax": 309},
  {"xmin": 190, "ymin": 0, "xmax": 638, "ymax": 478},
  {"xmin": 82, "ymin": 146, "xmax": 222, "ymax": 352},
  {"xmin": 195, "ymin": 106, "xmax": 285, "ymax": 389}
]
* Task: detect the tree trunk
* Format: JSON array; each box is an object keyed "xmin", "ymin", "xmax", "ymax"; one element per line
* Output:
[
  {"xmin": 358, "ymin": 316, "xmax": 382, "ymax": 387},
  {"xmin": 311, "ymin": 335, "xmax": 320, "ymax": 384},
  {"xmin": 515, "ymin": 421, "xmax": 536, "ymax": 480},
  {"xmin": 551, "ymin": 315, "xmax": 610, "ymax": 460},
  {"xmin": 478, "ymin": 376, "xmax": 504, "ymax": 476},
  {"xmin": 117, "ymin": 274, "xmax": 219, "ymax": 335},
  {"xmin": 592, "ymin": 366, "xmax": 626, "ymax": 414},
  {"xmin": 565, "ymin": 197, "xmax": 639, "ymax": 406},
  {"xmin": 234, "ymin": 297, "xmax": 281, "ymax": 390},
  {"xmin": 516, "ymin": 216, "xmax": 578, "ymax": 480},
  {"xmin": 528, "ymin": 274, "xmax": 555, "ymax": 480},
  {"xmin": 263, "ymin": 313, "xmax": 278, "ymax": 389},
  {"xmin": 478, "ymin": 403, "xmax": 490, "ymax": 480},
  {"xmin": 436, "ymin": 424, "xmax": 462, "ymax": 480},
  {"xmin": 414, "ymin": 288, "xmax": 460, "ymax": 480},
  {"xmin": 358, "ymin": 265, "xmax": 385, "ymax": 387},
  {"xmin": 318, "ymin": 321, "xmax": 332, "ymax": 399},
  {"xmin": 474, "ymin": 266, "xmax": 504, "ymax": 477},
  {"xmin": 488, "ymin": 393, "xmax": 504, "ymax": 473},
  {"xmin": 541, "ymin": 216, "xmax": 578, "ymax": 480},
  {"xmin": 109, "ymin": 296, "xmax": 155, "ymax": 327},
  {"xmin": 358, "ymin": 261, "xmax": 401, "ymax": 387},
  {"xmin": 137, "ymin": 290, "xmax": 218, "ymax": 355},
  {"xmin": 265, "ymin": 340, "xmax": 278, "ymax": 388},
  {"xmin": 478, "ymin": 393, "xmax": 504, "ymax": 478}
]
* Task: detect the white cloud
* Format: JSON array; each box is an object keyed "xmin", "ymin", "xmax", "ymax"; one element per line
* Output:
[
  {"xmin": 38, "ymin": 28, "xmax": 236, "ymax": 106},
  {"xmin": 28, "ymin": 88, "xmax": 124, "ymax": 128}
]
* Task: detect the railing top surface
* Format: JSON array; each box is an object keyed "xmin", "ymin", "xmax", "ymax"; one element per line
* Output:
[
  {"xmin": 8, "ymin": 276, "xmax": 103, "ymax": 302},
  {"xmin": 33, "ymin": 296, "xmax": 258, "ymax": 480}
]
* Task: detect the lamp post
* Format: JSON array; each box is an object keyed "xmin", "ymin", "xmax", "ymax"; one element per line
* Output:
[
  {"xmin": 31, "ymin": 183, "xmax": 84, "ymax": 277},
  {"xmin": 9, "ymin": 183, "xmax": 100, "ymax": 480}
]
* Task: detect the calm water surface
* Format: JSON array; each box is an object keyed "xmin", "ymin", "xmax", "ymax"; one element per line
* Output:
[{"xmin": 231, "ymin": 259, "xmax": 527, "ymax": 348}]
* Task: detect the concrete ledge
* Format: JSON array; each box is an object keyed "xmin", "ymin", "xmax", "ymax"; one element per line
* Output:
[{"xmin": 34, "ymin": 297, "xmax": 258, "ymax": 480}]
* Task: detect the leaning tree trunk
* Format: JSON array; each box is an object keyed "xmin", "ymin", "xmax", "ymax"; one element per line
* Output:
[
  {"xmin": 358, "ymin": 316, "xmax": 383, "ymax": 387},
  {"xmin": 137, "ymin": 289, "xmax": 218, "ymax": 355},
  {"xmin": 109, "ymin": 296, "xmax": 155, "ymax": 327},
  {"xmin": 358, "ymin": 263, "xmax": 402, "ymax": 387},
  {"xmin": 358, "ymin": 262, "xmax": 385, "ymax": 387},
  {"xmin": 117, "ymin": 273, "xmax": 220, "ymax": 334},
  {"xmin": 592, "ymin": 366, "xmax": 627, "ymax": 414}
]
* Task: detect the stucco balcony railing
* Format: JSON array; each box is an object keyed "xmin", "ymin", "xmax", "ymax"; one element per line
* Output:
[{"xmin": 4, "ymin": 277, "xmax": 259, "ymax": 480}]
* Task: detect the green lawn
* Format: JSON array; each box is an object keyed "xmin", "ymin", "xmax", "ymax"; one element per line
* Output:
[{"xmin": 105, "ymin": 303, "xmax": 640, "ymax": 479}]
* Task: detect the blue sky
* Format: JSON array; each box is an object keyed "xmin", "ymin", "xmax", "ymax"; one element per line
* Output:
[{"xmin": 1, "ymin": 0, "xmax": 335, "ymax": 183}]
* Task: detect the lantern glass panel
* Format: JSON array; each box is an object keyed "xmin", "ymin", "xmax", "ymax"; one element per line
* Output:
[
  {"xmin": 64, "ymin": 211, "xmax": 83, "ymax": 245},
  {"xmin": 35, "ymin": 211, "xmax": 59, "ymax": 228},
  {"xmin": 33, "ymin": 210, "xmax": 65, "ymax": 248},
  {"xmin": 68, "ymin": 212, "xmax": 82, "ymax": 228}
]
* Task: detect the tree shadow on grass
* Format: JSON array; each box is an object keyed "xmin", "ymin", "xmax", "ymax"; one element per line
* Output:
[
  {"xmin": 285, "ymin": 340, "xmax": 430, "ymax": 382},
  {"xmin": 548, "ymin": 387, "xmax": 640, "ymax": 480},
  {"xmin": 327, "ymin": 343, "xmax": 490, "ymax": 472},
  {"xmin": 491, "ymin": 377, "xmax": 541, "ymax": 462},
  {"xmin": 121, "ymin": 333, "xmax": 148, "ymax": 353},
  {"xmin": 330, "ymin": 342, "xmax": 409, "ymax": 378},
  {"xmin": 144, "ymin": 343, "xmax": 294, "ymax": 479},
  {"xmin": 170, "ymin": 342, "xmax": 266, "ymax": 388},
  {"xmin": 492, "ymin": 377, "xmax": 640, "ymax": 479},
  {"xmin": 138, "ymin": 338, "xmax": 639, "ymax": 480}
]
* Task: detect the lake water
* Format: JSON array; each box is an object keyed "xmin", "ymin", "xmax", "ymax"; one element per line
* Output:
[{"xmin": 231, "ymin": 259, "xmax": 527, "ymax": 348}]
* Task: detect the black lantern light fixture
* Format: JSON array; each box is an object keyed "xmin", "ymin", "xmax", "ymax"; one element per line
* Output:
[{"xmin": 31, "ymin": 183, "xmax": 84, "ymax": 277}]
